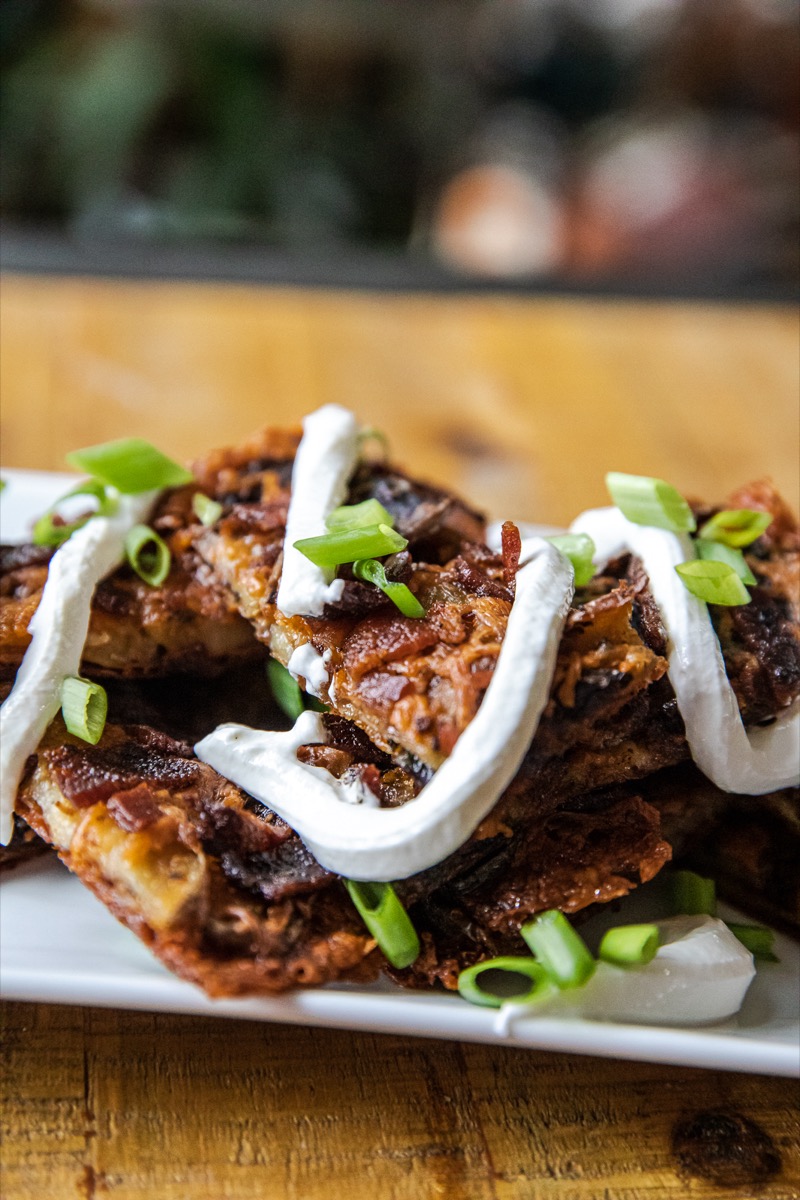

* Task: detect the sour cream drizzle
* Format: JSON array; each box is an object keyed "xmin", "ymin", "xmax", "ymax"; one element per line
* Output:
[
  {"xmin": 571, "ymin": 507, "xmax": 800, "ymax": 794},
  {"xmin": 0, "ymin": 490, "xmax": 158, "ymax": 844},
  {"xmin": 196, "ymin": 537, "xmax": 574, "ymax": 880},
  {"xmin": 276, "ymin": 404, "xmax": 360, "ymax": 618}
]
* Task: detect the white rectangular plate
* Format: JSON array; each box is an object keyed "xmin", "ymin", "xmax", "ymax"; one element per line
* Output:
[{"xmin": 1, "ymin": 468, "xmax": 799, "ymax": 1077}]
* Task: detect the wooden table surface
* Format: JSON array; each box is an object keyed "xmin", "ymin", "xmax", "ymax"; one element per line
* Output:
[{"xmin": 1, "ymin": 274, "xmax": 799, "ymax": 1200}]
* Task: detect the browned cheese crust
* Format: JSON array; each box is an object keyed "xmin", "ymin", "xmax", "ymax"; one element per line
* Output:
[{"xmin": 0, "ymin": 488, "xmax": 261, "ymax": 684}]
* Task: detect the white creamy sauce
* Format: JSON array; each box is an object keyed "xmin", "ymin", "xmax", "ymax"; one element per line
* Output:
[
  {"xmin": 0, "ymin": 490, "xmax": 158, "ymax": 844},
  {"xmin": 196, "ymin": 537, "xmax": 574, "ymax": 879},
  {"xmin": 276, "ymin": 404, "xmax": 360, "ymax": 618},
  {"xmin": 287, "ymin": 643, "xmax": 330, "ymax": 699},
  {"xmin": 493, "ymin": 916, "xmax": 756, "ymax": 1034},
  {"xmin": 571, "ymin": 507, "xmax": 800, "ymax": 794}
]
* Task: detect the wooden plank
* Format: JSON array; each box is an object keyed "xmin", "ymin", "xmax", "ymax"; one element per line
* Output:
[
  {"xmin": 2, "ymin": 1003, "xmax": 799, "ymax": 1199},
  {"xmin": 1, "ymin": 277, "xmax": 797, "ymax": 525}
]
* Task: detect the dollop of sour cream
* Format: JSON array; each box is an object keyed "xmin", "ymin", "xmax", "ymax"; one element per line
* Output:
[
  {"xmin": 287, "ymin": 643, "xmax": 331, "ymax": 699},
  {"xmin": 0, "ymin": 490, "xmax": 158, "ymax": 844},
  {"xmin": 493, "ymin": 916, "xmax": 756, "ymax": 1034},
  {"xmin": 571, "ymin": 507, "xmax": 800, "ymax": 794},
  {"xmin": 196, "ymin": 537, "xmax": 574, "ymax": 880},
  {"xmin": 276, "ymin": 404, "xmax": 360, "ymax": 618}
]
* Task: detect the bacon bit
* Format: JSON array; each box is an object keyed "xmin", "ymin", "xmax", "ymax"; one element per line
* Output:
[
  {"xmin": 501, "ymin": 521, "xmax": 522, "ymax": 593},
  {"xmin": 359, "ymin": 764, "xmax": 384, "ymax": 800},
  {"xmin": 356, "ymin": 670, "xmax": 413, "ymax": 712},
  {"xmin": 107, "ymin": 785, "xmax": 163, "ymax": 832},
  {"xmin": 296, "ymin": 745, "xmax": 353, "ymax": 778},
  {"xmin": 436, "ymin": 720, "xmax": 461, "ymax": 756},
  {"xmin": 343, "ymin": 614, "xmax": 439, "ymax": 682},
  {"xmin": 452, "ymin": 557, "xmax": 512, "ymax": 601}
]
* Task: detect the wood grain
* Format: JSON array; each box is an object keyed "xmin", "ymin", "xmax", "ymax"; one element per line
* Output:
[
  {"xmin": 1, "ymin": 274, "xmax": 799, "ymax": 1200},
  {"xmin": 1, "ymin": 276, "xmax": 797, "ymax": 525},
  {"xmin": 2, "ymin": 1003, "xmax": 799, "ymax": 1200}
]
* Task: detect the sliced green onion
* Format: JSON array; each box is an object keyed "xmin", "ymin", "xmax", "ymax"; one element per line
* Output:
[
  {"xmin": 294, "ymin": 523, "xmax": 407, "ymax": 569},
  {"xmin": 124, "ymin": 524, "xmax": 171, "ymax": 587},
  {"xmin": 675, "ymin": 559, "xmax": 751, "ymax": 606},
  {"xmin": 670, "ymin": 870, "xmax": 717, "ymax": 917},
  {"xmin": 520, "ymin": 910, "xmax": 596, "ymax": 989},
  {"xmin": 353, "ymin": 558, "xmax": 426, "ymax": 618},
  {"xmin": 695, "ymin": 538, "xmax": 756, "ymax": 586},
  {"xmin": 727, "ymin": 923, "xmax": 779, "ymax": 963},
  {"xmin": 32, "ymin": 480, "xmax": 118, "ymax": 548},
  {"xmin": 60, "ymin": 676, "xmax": 108, "ymax": 745},
  {"xmin": 0, "ymin": 479, "xmax": 6, "ymax": 493},
  {"xmin": 267, "ymin": 658, "xmax": 305, "ymax": 721},
  {"xmin": 66, "ymin": 438, "xmax": 192, "ymax": 494},
  {"xmin": 344, "ymin": 880, "xmax": 420, "ymax": 969},
  {"xmin": 457, "ymin": 957, "xmax": 555, "ymax": 1009},
  {"xmin": 698, "ymin": 508, "xmax": 773, "ymax": 549},
  {"xmin": 547, "ymin": 534, "xmax": 596, "ymax": 588},
  {"xmin": 598, "ymin": 924, "xmax": 660, "ymax": 968},
  {"xmin": 192, "ymin": 493, "xmax": 223, "ymax": 527},
  {"xmin": 326, "ymin": 499, "xmax": 394, "ymax": 532},
  {"xmin": 357, "ymin": 427, "xmax": 389, "ymax": 460},
  {"xmin": 606, "ymin": 472, "xmax": 696, "ymax": 533}
]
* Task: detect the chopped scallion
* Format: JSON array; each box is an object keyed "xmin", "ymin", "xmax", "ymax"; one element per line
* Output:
[
  {"xmin": 353, "ymin": 558, "xmax": 425, "ymax": 618},
  {"xmin": 598, "ymin": 924, "xmax": 660, "ymax": 968},
  {"xmin": 675, "ymin": 559, "xmax": 751, "ymax": 606},
  {"xmin": 326, "ymin": 499, "xmax": 394, "ymax": 531},
  {"xmin": 344, "ymin": 880, "xmax": 420, "ymax": 969},
  {"xmin": 457, "ymin": 957, "xmax": 555, "ymax": 1009},
  {"xmin": 124, "ymin": 524, "xmax": 171, "ymax": 587},
  {"xmin": 520, "ymin": 910, "xmax": 596, "ymax": 989},
  {"xmin": 267, "ymin": 658, "xmax": 305, "ymax": 721},
  {"xmin": 32, "ymin": 480, "xmax": 118, "ymax": 548},
  {"xmin": 66, "ymin": 438, "xmax": 192, "ymax": 494},
  {"xmin": 294, "ymin": 523, "xmax": 407, "ymax": 569},
  {"xmin": 606, "ymin": 472, "xmax": 696, "ymax": 533},
  {"xmin": 698, "ymin": 508, "xmax": 772, "ymax": 548},
  {"xmin": 670, "ymin": 870, "xmax": 717, "ymax": 917},
  {"xmin": 547, "ymin": 533, "xmax": 596, "ymax": 588},
  {"xmin": 357, "ymin": 427, "xmax": 389, "ymax": 460},
  {"xmin": 192, "ymin": 493, "xmax": 223, "ymax": 527},
  {"xmin": 60, "ymin": 676, "xmax": 108, "ymax": 745},
  {"xmin": 695, "ymin": 538, "xmax": 756, "ymax": 586},
  {"xmin": 727, "ymin": 923, "xmax": 779, "ymax": 962}
]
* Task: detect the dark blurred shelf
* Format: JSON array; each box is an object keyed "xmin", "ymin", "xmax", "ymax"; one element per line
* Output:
[{"xmin": 1, "ymin": 225, "xmax": 798, "ymax": 305}]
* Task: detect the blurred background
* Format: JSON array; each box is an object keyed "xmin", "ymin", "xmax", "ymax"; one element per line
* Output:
[{"xmin": 2, "ymin": 0, "xmax": 799, "ymax": 292}]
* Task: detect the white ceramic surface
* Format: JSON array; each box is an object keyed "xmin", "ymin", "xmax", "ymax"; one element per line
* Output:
[{"xmin": 1, "ymin": 468, "xmax": 798, "ymax": 1076}]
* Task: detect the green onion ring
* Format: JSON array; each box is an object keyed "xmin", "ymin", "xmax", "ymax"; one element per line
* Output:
[
  {"xmin": 726, "ymin": 923, "xmax": 779, "ymax": 962},
  {"xmin": 66, "ymin": 438, "xmax": 192, "ymax": 494},
  {"xmin": 598, "ymin": 924, "xmax": 660, "ymax": 968},
  {"xmin": 344, "ymin": 880, "xmax": 420, "ymax": 969},
  {"xmin": 352, "ymin": 558, "xmax": 426, "ymax": 618},
  {"xmin": 520, "ymin": 910, "xmax": 596, "ymax": 989},
  {"xmin": 294, "ymin": 523, "xmax": 407, "ymax": 569},
  {"xmin": 695, "ymin": 538, "xmax": 756, "ymax": 586},
  {"xmin": 675, "ymin": 559, "xmax": 751, "ymax": 606},
  {"xmin": 60, "ymin": 676, "xmax": 108, "ymax": 745},
  {"xmin": 670, "ymin": 870, "xmax": 717, "ymax": 917},
  {"xmin": 457, "ymin": 957, "xmax": 554, "ymax": 1009},
  {"xmin": 698, "ymin": 508, "xmax": 772, "ymax": 548},
  {"xmin": 124, "ymin": 524, "xmax": 171, "ymax": 587},
  {"xmin": 606, "ymin": 472, "xmax": 697, "ymax": 533},
  {"xmin": 192, "ymin": 493, "xmax": 223, "ymax": 527},
  {"xmin": 326, "ymin": 499, "xmax": 394, "ymax": 531},
  {"xmin": 547, "ymin": 533, "xmax": 596, "ymax": 588}
]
